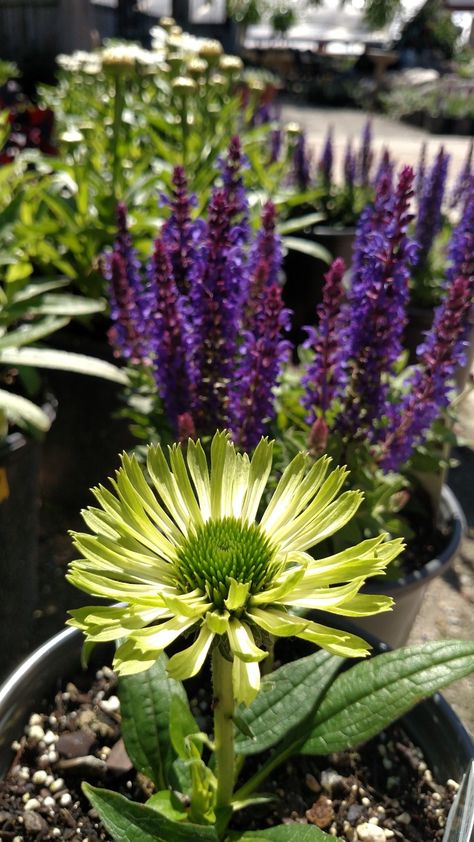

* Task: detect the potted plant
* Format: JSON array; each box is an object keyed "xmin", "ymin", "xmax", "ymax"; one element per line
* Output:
[
  {"xmin": 277, "ymin": 163, "xmax": 472, "ymax": 646},
  {"xmin": 0, "ymin": 272, "xmax": 128, "ymax": 665},
  {"xmin": 1, "ymin": 431, "xmax": 474, "ymax": 840}
]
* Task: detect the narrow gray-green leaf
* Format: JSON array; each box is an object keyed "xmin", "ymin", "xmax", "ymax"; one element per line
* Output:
[
  {"xmin": 0, "ymin": 388, "xmax": 51, "ymax": 431},
  {"xmin": 83, "ymin": 784, "xmax": 218, "ymax": 842},
  {"xmin": 277, "ymin": 212, "xmax": 325, "ymax": 235},
  {"xmin": 301, "ymin": 640, "xmax": 474, "ymax": 755},
  {"xmin": 119, "ymin": 652, "xmax": 194, "ymax": 789},
  {"xmin": 0, "ymin": 316, "xmax": 70, "ymax": 349},
  {"xmin": 282, "ymin": 236, "xmax": 332, "ymax": 264},
  {"xmin": 0, "ymin": 348, "xmax": 129, "ymax": 384},
  {"xmin": 28, "ymin": 293, "xmax": 106, "ymax": 316},
  {"xmin": 231, "ymin": 825, "xmax": 341, "ymax": 841},
  {"xmin": 235, "ymin": 650, "xmax": 340, "ymax": 755}
]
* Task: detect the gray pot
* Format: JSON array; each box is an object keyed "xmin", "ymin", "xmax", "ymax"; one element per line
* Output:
[
  {"xmin": 0, "ymin": 625, "xmax": 473, "ymax": 791},
  {"xmin": 313, "ymin": 485, "xmax": 465, "ymax": 649}
]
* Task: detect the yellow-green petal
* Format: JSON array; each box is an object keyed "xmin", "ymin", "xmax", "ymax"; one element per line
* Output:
[{"xmin": 167, "ymin": 626, "xmax": 215, "ymax": 680}]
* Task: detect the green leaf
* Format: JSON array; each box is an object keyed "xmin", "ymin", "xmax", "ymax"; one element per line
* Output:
[
  {"xmin": 0, "ymin": 388, "xmax": 51, "ymax": 432},
  {"xmin": 235, "ymin": 651, "xmax": 340, "ymax": 755},
  {"xmin": 119, "ymin": 652, "xmax": 193, "ymax": 790},
  {"xmin": 277, "ymin": 212, "xmax": 325, "ymax": 235},
  {"xmin": 5, "ymin": 261, "xmax": 33, "ymax": 283},
  {"xmin": 169, "ymin": 695, "xmax": 202, "ymax": 759},
  {"xmin": 282, "ymin": 236, "xmax": 332, "ymax": 264},
  {"xmin": 27, "ymin": 293, "xmax": 105, "ymax": 316},
  {"xmin": 0, "ymin": 348, "xmax": 129, "ymax": 384},
  {"xmin": 146, "ymin": 790, "xmax": 187, "ymax": 822},
  {"xmin": 301, "ymin": 640, "xmax": 474, "ymax": 755},
  {"xmin": 231, "ymin": 825, "xmax": 341, "ymax": 841},
  {"xmin": 83, "ymin": 784, "xmax": 219, "ymax": 842},
  {"xmin": 0, "ymin": 316, "xmax": 70, "ymax": 350}
]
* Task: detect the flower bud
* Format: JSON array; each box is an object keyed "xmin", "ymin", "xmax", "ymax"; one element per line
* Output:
[
  {"xmin": 219, "ymin": 55, "xmax": 243, "ymax": 74},
  {"xmin": 172, "ymin": 76, "xmax": 197, "ymax": 96},
  {"xmin": 159, "ymin": 16, "xmax": 176, "ymax": 29},
  {"xmin": 198, "ymin": 39, "xmax": 223, "ymax": 64},
  {"xmin": 187, "ymin": 57, "xmax": 208, "ymax": 77}
]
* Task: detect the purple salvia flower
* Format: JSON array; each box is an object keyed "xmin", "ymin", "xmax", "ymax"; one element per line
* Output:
[
  {"xmin": 318, "ymin": 127, "xmax": 333, "ymax": 188},
  {"xmin": 339, "ymin": 166, "xmax": 417, "ymax": 439},
  {"xmin": 292, "ymin": 130, "xmax": 311, "ymax": 192},
  {"xmin": 219, "ymin": 135, "xmax": 250, "ymax": 245},
  {"xmin": 245, "ymin": 200, "xmax": 282, "ymax": 322},
  {"xmin": 232, "ymin": 283, "xmax": 291, "ymax": 450},
  {"xmin": 358, "ymin": 118, "xmax": 373, "ymax": 186},
  {"xmin": 343, "ymin": 140, "xmax": 356, "ymax": 190},
  {"xmin": 414, "ymin": 146, "xmax": 450, "ymax": 272},
  {"xmin": 148, "ymin": 238, "xmax": 193, "ymax": 434},
  {"xmin": 373, "ymin": 147, "xmax": 394, "ymax": 189},
  {"xmin": 269, "ymin": 127, "xmax": 282, "ymax": 164},
  {"xmin": 302, "ymin": 257, "xmax": 347, "ymax": 423},
  {"xmin": 450, "ymin": 139, "xmax": 473, "ymax": 209},
  {"xmin": 445, "ymin": 184, "xmax": 474, "ymax": 290},
  {"xmin": 379, "ymin": 274, "xmax": 472, "ymax": 470},
  {"xmin": 189, "ymin": 188, "xmax": 241, "ymax": 432},
  {"xmin": 161, "ymin": 166, "xmax": 205, "ymax": 295},
  {"xmin": 105, "ymin": 203, "xmax": 150, "ymax": 363}
]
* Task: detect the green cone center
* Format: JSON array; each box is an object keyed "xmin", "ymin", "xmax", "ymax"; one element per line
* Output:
[{"xmin": 175, "ymin": 516, "xmax": 277, "ymax": 608}]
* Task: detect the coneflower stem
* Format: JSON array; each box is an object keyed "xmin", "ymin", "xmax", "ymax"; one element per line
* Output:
[{"xmin": 212, "ymin": 648, "xmax": 235, "ymax": 814}]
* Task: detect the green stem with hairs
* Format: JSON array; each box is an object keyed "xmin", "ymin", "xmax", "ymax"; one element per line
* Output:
[
  {"xmin": 112, "ymin": 73, "xmax": 125, "ymax": 199},
  {"xmin": 212, "ymin": 648, "xmax": 236, "ymax": 814}
]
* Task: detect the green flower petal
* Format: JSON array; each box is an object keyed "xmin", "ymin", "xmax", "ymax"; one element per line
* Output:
[
  {"xmin": 147, "ymin": 443, "xmax": 198, "ymax": 535},
  {"xmin": 246, "ymin": 606, "xmax": 308, "ymax": 637},
  {"xmin": 261, "ymin": 453, "xmax": 330, "ymax": 534},
  {"xmin": 224, "ymin": 578, "xmax": 250, "ymax": 611},
  {"xmin": 68, "ymin": 604, "xmax": 169, "ymax": 642},
  {"xmin": 319, "ymin": 593, "xmax": 394, "ymax": 617},
  {"xmin": 206, "ymin": 609, "xmax": 230, "ymax": 634},
  {"xmin": 232, "ymin": 656, "xmax": 261, "ymax": 706},
  {"xmin": 227, "ymin": 619, "xmax": 268, "ymax": 663},
  {"xmin": 130, "ymin": 616, "xmax": 197, "ymax": 652},
  {"xmin": 297, "ymin": 619, "xmax": 372, "ymax": 658},
  {"xmin": 240, "ymin": 437, "xmax": 274, "ymax": 523},
  {"xmin": 186, "ymin": 438, "xmax": 212, "ymax": 521},
  {"xmin": 167, "ymin": 626, "xmax": 215, "ymax": 680}
]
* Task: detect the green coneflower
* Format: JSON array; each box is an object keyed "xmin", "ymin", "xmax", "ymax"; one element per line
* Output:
[{"xmin": 68, "ymin": 431, "xmax": 401, "ymax": 705}]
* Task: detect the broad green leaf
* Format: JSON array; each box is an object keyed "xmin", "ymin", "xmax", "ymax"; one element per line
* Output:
[
  {"xmin": 119, "ymin": 652, "xmax": 193, "ymax": 789},
  {"xmin": 235, "ymin": 651, "xmax": 340, "ymax": 755},
  {"xmin": 5, "ymin": 261, "xmax": 33, "ymax": 283},
  {"xmin": 301, "ymin": 640, "xmax": 474, "ymax": 755},
  {"xmin": 169, "ymin": 694, "xmax": 202, "ymax": 759},
  {"xmin": 0, "ymin": 348, "xmax": 129, "ymax": 384},
  {"xmin": 0, "ymin": 388, "xmax": 51, "ymax": 432},
  {"xmin": 232, "ymin": 825, "xmax": 341, "ymax": 841},
  {"xmin": 27, "ymin": 293, "xmax": 105, "ymax": 316},
  {"xmin": 83, "ymin": 784, "xmax": 219, "ymax": 842},
  {"xmin": 282, "ymin": 236, "xmax": 332, "ymax": 264},
  {"xmin": 146, "ymin": 790, "xmax": 187, "ymax": 822},
  {"xmin": 10, "ymin": 279, "xmax": 69, "ymax": 302}
]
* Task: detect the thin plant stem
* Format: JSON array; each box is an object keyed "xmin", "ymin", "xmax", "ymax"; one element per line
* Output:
[
  {"xmin": 212, "ymin": 648, "xmax": 235, "ymax": 812},
  {"xmin": 112, "ymin": 73, "xmax": 125, "ymax": 199},
  {"xmin": 180, "ymin": 96, "xmax": 188, "ymax": 166},
  {"xmin": 233, "ymin": 740, "xmax": 299, "ymax": 803}
]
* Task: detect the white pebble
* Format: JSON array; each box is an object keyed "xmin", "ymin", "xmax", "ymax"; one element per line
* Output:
[
  {"xmin": 11, "ymin": 740, "xmax": 21, "ymax": 751},
  {"xmin": 13, "ymin": 836, "xmax": 24, "ymax": 842},
  {"xmin": 59, "ymin": 792, "xmax": 72, "ymax": 807},
  {"xmin": 447, "ymin": 779, "xmax": 459, "ymax": 790},
  {"xmin": 49, "ymin": 777, "xmax": 65, "ymax": 793},
  {"xmin": 32, "ymin": 770, "xmax": 47, "ymax": 785},
  {"xmin": 49, "ymin": 714, "xmax": 58, "ymax": 726},
  {"xmin": 356, "ymin": 823, "xmax": 386, "ymax": 841},
  {"xmin": 24, "ymin": 798, "xmax": 41, "ymax": 811},
  {"xmin": 51, "ymin": 829, "xmax": 61, "ymax": 838},
  {"xmin": 43, "ymin": 730, "xmax": 57, "ymax": 745},
  {"xmin": 361, "ymin": 796, "xmax": 370, "ymax": 807},
  {"xmin": 28, "ymin": 725, "xmax": 45, "ymax": 741},
  {"xmin": 396, "ymin": 812, "xmax": 411, "ymax": 824},
  {"xmin": 100, "ymin": 695, "xmax": 120, "ymax": 714},
  {"xmin": 17, "ymin": 767, "xmax": 30, "ymax": 781},
  {"xmin": 43, "ymin": 796, "xmax": 55, "ymax": 808},
  {"xmin": 29, "ymin": 714, "xmax": 42, "ymax": 726},
  {"xmin": 48, "ymin": 750, "xmax": 59, "ymax": 764}
]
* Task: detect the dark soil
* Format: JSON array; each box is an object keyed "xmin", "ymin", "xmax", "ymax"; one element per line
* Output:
[{"xmin": 0, "ymin": 662, "xmax": 459, "ymax": 842}]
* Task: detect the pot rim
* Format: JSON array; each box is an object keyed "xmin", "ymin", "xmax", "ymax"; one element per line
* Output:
[{"xmin": 364, "ymin": 484, "xmax": 465, "ymax": 595}]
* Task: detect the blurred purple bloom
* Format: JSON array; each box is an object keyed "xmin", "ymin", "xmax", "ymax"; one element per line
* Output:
[
  {"xmin": 445, "ymin": 184, "xmax": 474, "ymax": 289},
  {"xmin": 302, "ymin": 257, "xmax": 347, "ymax": 422},
  {"xmin": 269, "ymin": 127, "xmax": 282, "ymax": 164},
  {"xmin": 318, "ymin": 127, "xmax": 333, "ymax": 187},
  {"xmin": 246, "ymin": 200, "xmax": 282, "ymax": 321},
  {"xmin": 358, "ymin": 119, "xmax": 373, "ymax": 186},
  {"xmin": 450, "ymin": 139, "xmax": 473, "ymax": 209},
  {"xmin": 373, "ymin": 147, "xmax": 394, "ymax": 189},
  {"xmin": 161, "ymin": 166, "xmax": 205, "ymax": 295},
  {"xmin": 343, "ymin": 139, "xmax": 356, "ymax": 190},
  {"xmin": 414, "ymin": 146, "xmax": 450, "ymax": 272},
  {"xmin": 219, "ymin": 135, "xmax": 250, "ymax": 245},
  {"xmin": 415, "ymin": 141, "xmax": 426, "ymax": 202},
  {"xmin": 292, "ymin": 131, "xmax": 312, "ymax": 192}
]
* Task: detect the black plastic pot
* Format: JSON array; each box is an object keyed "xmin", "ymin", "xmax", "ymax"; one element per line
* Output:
[
  {"xmin": 313, "ymin": 485, "xmax": 465, "ymax": 649},
  {"xmin": 0, "ymin": 399, "xmax": 55, "ymax": 671},
  {"xmin": 0, "ymin": 625, "xmax": 473, "ymax": 792},
  {"xmin": 283, "ymin": 225, "xmax": 355, "ymax": 349}
]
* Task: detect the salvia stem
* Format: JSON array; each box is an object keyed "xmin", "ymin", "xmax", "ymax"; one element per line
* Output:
[
  {"xmin": 212, "ymin": 648, "xmax": 236, "ymax": 814},
  {"xmin": 112, "ymin": 74, "xmax": 124, "ymax": 199}
]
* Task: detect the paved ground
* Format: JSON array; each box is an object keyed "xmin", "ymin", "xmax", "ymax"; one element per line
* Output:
[{"xmin": 280, "ymin": 102, "xmax": 474, "ymax": 738}]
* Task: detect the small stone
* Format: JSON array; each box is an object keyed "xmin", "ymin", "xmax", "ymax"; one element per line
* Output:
[
  {"xmin": 100, "ymin": 695, "xmax": 120, "ymax": 714},
  {"xmin": 382, "ymin": 758, "xmax": 392, "ymax": 770},
  {"xmin": 11, "ymin": 740, "xmax": 21, "ymax": 751},
  {"xmin": 49, "ymin": 777, "xmax": 65, "ymax": 793},
  {"xmin": 432, "ymin": 791, "xmax": 442, "ymax": 801},
  {"xmin": 51, "ymin": 829, "xmax": 61, "ymax": 837},
  {"xmin": 23, "ymin": 810, "xmax": 48, "ymax": 833},
  {"xmin": 48, "ymin": 750, "xmax": 59, "ymax": 764},
  {"xmin": 306, "ymin": 794, "xmax": 335, "ymax": 829},
  {"xmin": 24, "ymin": 798, "xmax": 41, "ymax": 811},
  {"xmin": 28, "ymin": 725, "xmax": 45, "ymax": 741},
  {"xmin": 106, "ymin": 739, "xmax": 133, "ymax": 774},
  {"xmin": 356, "ymin": 822, "xmax": 386, "ymax": 840},
  {"xmin": 13, "ymin": 836, "xmax": 24, "ymax": 842},
  {"xmin": 305, "ymin": 773, "xmax": 321, "ymax": 794},
  {"xmin": 361, "ymin": 796, "xmax": 370, "ymax": 807},
  {"xmin": 321, "ymin": 769, "xmax": 346, "ymax": 794},
  {"xmin": 59, "ymin": 792, "xmax": 72, "ymax": 807},
  {"xmin": 347, "ymin": 804, "xmax": 363, "ymax": 823},
  {"xmin": 43, "ymin": 730, "xmax": 57, "ymax": 745},
  {"xmin": 396, "ymin": 812, "xmax": 411, "ymax": 824},
  {"xmin": 43, "ymin": 796, "xmax": 55, "ymax": 808},
  {"xmin": 447, "ymin": 779, "xmax": 459, "ymax": 790},
  {"xmin": 57, "ymin": 730, "xmax": 96, "ymax": 758},
  {"xmin": 29, "ymin": 714, "xmax": 42, "ymax": 726},
  {"xmin": 32, "ymin": 769, "xmax": 48, "ymax": 785}
]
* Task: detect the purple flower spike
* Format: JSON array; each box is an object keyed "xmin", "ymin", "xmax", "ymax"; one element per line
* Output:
[
  {"xmin": 339, "ymin": 166, "xmax": 417, "ymax": 439},
  {"xmin": 232, "ymin": 283, "xmax": 291, "ymax": 450},
  {"xmin": 414, "ymin": 146, "xmax": 450, "ymax": 272},
  {"xmin": 343, "ymin": 140, "xmax": 356, "ymax": 190},
  {"xmin": 292, "ymin": 130, "xmax": 312, "ymax": 192},
  {"xmin": 148, "ymin": 238, "xmax": 192, "ymax": 433},
  {"xmin": 161, "ymin": 166, "xmax": 205, "ymax": 295},
  {"xmin": 318, "ymin": 127, "xmax": 333, "ymax": 187},
  {"xmin": 358, "ymin": 118, "xmax": 373, "ymax": 186},
  {"xmin": 269, "ymin": 127, "xmax": 282, "ymax": 164},
  {"xmin": 189, "ymin": 188, "xmax": 241, "ymax": 432},
  {"xmin": 105, "ymin": 204, "xmax": 149, "ymax": 363},
  {"xmin": 445, "ymin": 185, "xmax": 474, "ymax": 288},
  {"xmin": 380, "ymin": 274, "xmax": 472, "ymax": 470},
  {"xmin": 219, "ymin": 135, "xmax": 250, "ymax": 244},
  {"xmin": 246, "ymin": 200, "xmax": 282, "ymax": 321},
  {"xmin": 302, "ymin": 257, "xmax": 347, "ymax": 423},
  {"xmin": 450, "ymin": 139, "xmax": 473, "ymax": 209},
  {"xmin": 415, "ymin": 141, "xmax": 427, "ymax": 202},
  {"xmin": 373, "ymin": 147, "xmax": 394, "ymax": 189}
]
